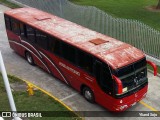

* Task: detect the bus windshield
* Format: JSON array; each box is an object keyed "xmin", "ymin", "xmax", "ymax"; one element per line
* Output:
[{"xmin": 114, "ymin": 58, "xmax": 147, "ymax": 93}]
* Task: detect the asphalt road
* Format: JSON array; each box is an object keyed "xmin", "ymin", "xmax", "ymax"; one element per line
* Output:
[{"xmin": 0, "ymin": 4, "xmax": 160, "ymax": 120}]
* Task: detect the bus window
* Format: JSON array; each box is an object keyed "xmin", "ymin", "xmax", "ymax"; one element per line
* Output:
[
  {"xmin": 54, "ymin": 40, "xmax": 61, "ymax": 56},
  {"xmin": 115, "ymin": 58, "xmax": 147, "ymax": 92},
  {"xmin": 103, "ymin": 65, "xmax": 114, "ymax": 91},
  {"xmin": 67, "ymin": 45, "xmax": 76, "ymax": 64},
  {"xmin": 26, "ymin": 25, "xmax": 35, "ymax": 43},
  {"xmin": 61, "ymin": 42, "xmax": 68, "ymax": 59},
  {"xmin": 48, "ymin": 37, "xmax": 62, "ymax": 56},
  {"xmin": 48, "ymin": 36, "xmax": 56, "ymax": 52},
  {"xmin": 35, "ymin": 30, "xmax": 48, "ymax": 50},
  {"xmin": 19, "ymin": 23, "xmax": 27, "ymax": 38},
  {"xmin": 94, "ymin": 60, "xmax": 113, "ymax": 94},
  {"xmin": 4, "ymin": 16, "xmax": 11, "ymax": 30},
  {"xmin": 134, "ymin": 58, "xmax": 146, "ymax": 70},
  {"xmin": 116, "ymin": 65, "xmax": 134, "ymax": 77},
  {"xmin": 77, "ymin": 50, "xmax": 93, "ymax": 74},
  {"xmin": 61, "ymin": 42, "xmax": 76, "ymax": 64},
  {"xmin": 11, "ymin": 19, "xmax": 20, "ymax": 35}
]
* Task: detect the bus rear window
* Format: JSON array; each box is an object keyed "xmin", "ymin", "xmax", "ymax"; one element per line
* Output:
[
  {"xmin": 134, "ymin": 58, "xmax": 146, "ymax": 70},
  {"xmin": 116, "ymin": 58, "xmax": 146, "ymax": 77},
  {"xmin": 116, "ymin": 65, "xmax": 134, "ymax": 77}
]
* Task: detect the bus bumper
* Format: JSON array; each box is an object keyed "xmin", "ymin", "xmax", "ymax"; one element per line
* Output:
[{"xmin": 112, "ymin": 85, "xmax": 148, "ymax": 111}]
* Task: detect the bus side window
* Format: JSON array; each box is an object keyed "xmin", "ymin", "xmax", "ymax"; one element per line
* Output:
[
  {"xmin": 61, "ymin": 42, "xmax": 68, "ymax": 59},
  {"xmin": 103, "ymin": 65, "xmax": 113, "ymax": 91},
  {"xmin": 67, "ymin": 45, "xmax": 76, "ymax": 64},
  {"xmin": 61, "ymin": 42, "xmax": 76, "ymax": 64},
  {"xmin": 10, "ymin": 19, "xmax": 20, "ymax": 35},
  {"xmin": 4, "ymin": 15, "xmax": 11, "ymax": 30},
  {"xmin": 26, "ymin": 25, "xmax": 35, "ymax": 43},
  {"xmin": 53, "ymin": 39, "xmax": 61, "ymax": 56},
  {"xmin": 77, "ymin": 50, "xmax": 93, "ymax": 74},
  {"xmin": 20, "ymin": 23, "xmax": 27, "ymax": 38},
  {"xmin": 94, "ymin": 60, "xmax": 113, "ymax": 94},
  {"xmin": 48, "ymin": 36, "xmax": 56, "ymax": 52},
  {"xmin": 35, "ymin": 30, "xmax": 48, "ymax": 50}
]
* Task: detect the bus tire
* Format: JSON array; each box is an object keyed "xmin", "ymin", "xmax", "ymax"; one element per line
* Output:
[
  {"xmin": 25, "ymin": 52, "xmax": 34, "ymax": 65},
  {"xmin": 83, "ymin": 87, "xmax": 95, "ymax": 103}
]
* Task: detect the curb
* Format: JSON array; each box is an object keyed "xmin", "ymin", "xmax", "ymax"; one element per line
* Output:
[{"xmin": 8, "ymin": 73, "xmax": 85, "ymax": 120}]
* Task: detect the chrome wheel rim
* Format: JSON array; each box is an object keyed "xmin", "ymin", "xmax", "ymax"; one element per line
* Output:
[
  {"xmin": 84, "ymin": 90, "xmax": 92, "ymax": 100},
  {"xmin": 27, "ymin": 54, "xmax": 32, "ymax": 63}
]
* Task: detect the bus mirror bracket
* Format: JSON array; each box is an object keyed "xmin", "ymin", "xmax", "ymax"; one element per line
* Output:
[
  {"xmin": 112, "ymin": 75, "xmax": 123, "ymax": 94},
  {"xmin": 147, "ymin": 60, "xmax": 157, "ymax": 76}
]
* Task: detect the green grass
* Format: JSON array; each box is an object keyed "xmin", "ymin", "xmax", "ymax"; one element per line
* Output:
[
  {"xmin": 0, "ymin": 0, "xmax": 21, "ymax": 8},
  {"xmin": 70, "ymin": 0, "xmax": 160, "ymax": 31},
  {"xmin": 0, "ymin": 75, "xmax": 81, "ymax": 120}
]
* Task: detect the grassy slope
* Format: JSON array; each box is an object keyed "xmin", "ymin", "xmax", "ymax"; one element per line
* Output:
[
  {"xmin": 0, "ymin": 75, "xmax": 80, "ymax": 120},
  {"xmin": 70, "ymin": 0, "xmax": 160, "ymax": 31},
  {"xmin": 0, "ymin": 0, "xmax": 20, "ymax": 8}
]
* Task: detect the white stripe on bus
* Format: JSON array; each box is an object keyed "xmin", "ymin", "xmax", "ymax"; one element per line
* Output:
[
  {"xmin": 39, "ymin": 51, "xmax": 69, "ymax": 85},
  {"xmin": 9, "ymin": 40, "xmax": 50, "ymax": 73},
  {"xmin": 19, "ymin": 36, "xmax": 42, "ymax": 58}
]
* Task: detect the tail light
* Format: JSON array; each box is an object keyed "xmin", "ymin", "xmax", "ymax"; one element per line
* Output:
[{"xmin": 112, "ymin": 75, "xmax": 123, "ymax": 94}]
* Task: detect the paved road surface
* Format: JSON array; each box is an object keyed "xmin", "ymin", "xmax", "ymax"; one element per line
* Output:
[{"xmin": 0, "ymin": 4, "xmax": 160, "ymax": 120}]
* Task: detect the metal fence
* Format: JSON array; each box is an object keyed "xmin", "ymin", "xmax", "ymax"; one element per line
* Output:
[{"xmin": 8, "ymin": 0, "xmax": 160, "ymax": 60}]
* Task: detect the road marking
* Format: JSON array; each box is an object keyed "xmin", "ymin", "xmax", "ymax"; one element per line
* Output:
[
  {"xmin": 60, "ymin": 93, "xmax": 78, "ymax": 101},
  {"xmin": 24, "ymin": 79, "xmax": 73, "ymax": 111},
  {"xmin": 7, "ymin": 74, "xmax": 84, "ymax": 119},
  {"xmin": 140, "ymin": 101, "xmax": 160, "ymax": 115},
  {"xmin": 23, "ymin": 79, "xmax": 84, "ymax": 119},
  {"xmin": 7, "ymin": 74, "xmax": 159, "ymax": 117}
]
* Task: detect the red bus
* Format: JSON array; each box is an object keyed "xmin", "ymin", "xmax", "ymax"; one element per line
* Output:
[{"xmin": 4, "ymin": 8, "xmax": 157, "ymax": 111}]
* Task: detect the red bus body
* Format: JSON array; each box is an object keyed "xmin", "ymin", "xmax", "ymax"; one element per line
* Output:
[{"xmin": 4, "ymin": 8, "xmax": 152, "ymax": 111}]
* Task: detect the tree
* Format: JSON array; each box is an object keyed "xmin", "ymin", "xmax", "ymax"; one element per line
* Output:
[{"xmin": 156, "ymin": 0, "xmax": 160, "ymax": 9}]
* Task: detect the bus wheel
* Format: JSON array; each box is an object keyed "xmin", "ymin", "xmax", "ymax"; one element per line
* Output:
[
  {"xmin": 83, "ymin": 87, "xmax": 95, "ymax": 103},
  {"xmin": 25, "ymin": 52, "xmax": 34, "ymax": 65}
]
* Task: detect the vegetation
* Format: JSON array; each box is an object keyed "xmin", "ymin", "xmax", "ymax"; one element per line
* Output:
[
  {"xmin": 0, "ymin": 0, "xmax": 20, "ymax": 8},
  {"xmin": 70, "ymin": 0, "xmax": 160, "ymax": 31},
  {"xmin": 157, "ymin": 0, "xmax": 160, "ymax": 9},
  {"xmin": 0, "ymin": 75, "xmax": 81, "ymax": 120}
]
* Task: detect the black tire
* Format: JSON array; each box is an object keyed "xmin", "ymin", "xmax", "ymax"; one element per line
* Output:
[
  {"xmin": 25, "ymin": 52, "xmax": 34, "ymax": 65},
  {"xmin": 83, "ymin": 87, "xmax": 95, "ymax": 103}
]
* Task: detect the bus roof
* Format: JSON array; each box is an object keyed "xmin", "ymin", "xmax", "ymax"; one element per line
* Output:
[{"xmin": 5, "ymin": 8, "xmax": 145, "ymax": 69}]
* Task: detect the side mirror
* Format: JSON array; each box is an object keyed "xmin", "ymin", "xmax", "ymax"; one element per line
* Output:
[
  {"xmin": 112, "ymin": 75, "xmax": 123, "ymax": 94},
  {"xmin": 147, "ymin": 60, "xmax": 157, "ymax": 76}
]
